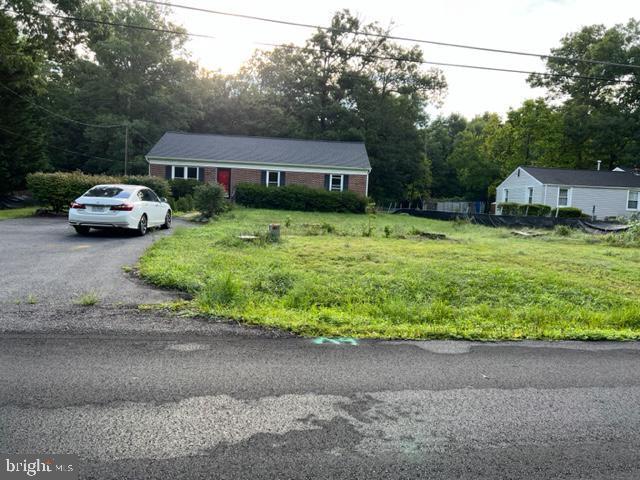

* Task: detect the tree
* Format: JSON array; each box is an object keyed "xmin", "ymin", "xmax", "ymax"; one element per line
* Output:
[
  {"xmin": 529, "ymin": 19, "xmax": 640, "ymax": 169},
  {"xmin": 46, "ymin": 0, "xmax": 200, "ymax": 174},
  {"xmin": 422, "ymin": 114, "xmax": 467, "ymax": 198},
  {"xmin": 0, "ymin": 0, "xmax": 82, "ymax": 193},
  {"xmin": 239, "ymin": 10, "xmax": 446, "ymax": 202},
  {"xmin": 448, "ymin": 113, "xmax": 503, "ymax": 201}
]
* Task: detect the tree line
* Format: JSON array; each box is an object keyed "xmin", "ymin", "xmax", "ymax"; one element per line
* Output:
[{"xmin": 1, "ymin": 1, "xmax": 639, "ymax": 203}]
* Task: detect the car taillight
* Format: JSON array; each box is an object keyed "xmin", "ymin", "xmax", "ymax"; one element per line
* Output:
[
  {"xmin": 70, "ymin": 202, "xmax": 85, "ymax": 209},
  {"xmin": 110, "ymin": 203, "xmax": 134, "ymax": 211}
]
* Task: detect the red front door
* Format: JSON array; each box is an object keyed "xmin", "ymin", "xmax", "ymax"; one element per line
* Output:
[{"xmin": 217, "ymin": 168, "xmax": 231, "ymax": 196}]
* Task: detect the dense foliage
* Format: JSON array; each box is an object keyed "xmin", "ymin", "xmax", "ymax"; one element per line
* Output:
[
  {"xmin": 427, "ymin": 20, "xmax": 640, "ymax": 201},
  {"xmin": 169, "ymin": 179, "xmax": 201, "ymax": 199},
  {"xmin": 235, "ymin": 183, "xmax": 367, "ymax": 213},
  {"xmin": 498, "ymin": 203, "xmax": 552, "ymax": 217},
  {"xmin": 2, "ymin": 1, "xmax": 639, "ymax": 203},
  {"xmin": 27, "ymin": 171, "xmax": 170, "ymax": 212},
  {"xmin": 193, "ymin": 183, "xmax": 228, "ymax": 218}
]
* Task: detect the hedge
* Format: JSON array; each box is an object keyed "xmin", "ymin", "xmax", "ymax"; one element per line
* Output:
[
  {"xmin": 169, "ymin": 178, "xmax": 201, "ymax": 199},
  {"xmin": 27, "ymin": 171, "xmax": 170, "ymax": 212},
  {"xmin": 235, "ymin": 183, "xmax": 368, "ymax": 213},
  {"xmin": 551, "ymin": 207, "xmax": 584, "ymax": 218},
  {"xmin": 498, "ymin": 202, "xmax": 553, "ymax": 217}
]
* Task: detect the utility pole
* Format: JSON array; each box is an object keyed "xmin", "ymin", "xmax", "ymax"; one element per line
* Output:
[{"xmin": 124, "ymin": 125, "xmax": 129, "ymax": 176}]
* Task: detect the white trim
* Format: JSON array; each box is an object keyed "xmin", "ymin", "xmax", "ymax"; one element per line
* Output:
[
  {"xmin": 496, "ymin": 167, "xmax": 544, "ymax": 190},
  {"xmin": 557, "ymin": 187, "xmax": 571, "ymax": 207},
  {"xmin": 265, "ymin": 171, "xmax": 281, "ymax": 187},
  {"xmin": 540, "ymin": 183, "xmax": 640, "ymax": 192},
  {"xmin": 146, "ymin": 156, "xmax": 370, "ymax": 176},
  {"xmin": 627, "ymin": 190, "xmax": 639, "ymax": 211},
  {"xmin": 365, "ymin": 173, "xmax": 369, "ymax": 197},
  {"xmin": 329, "ymin": 174, "xmax": 345, "ymax": 192},
  {"xmin": 171, "ymin": 165, "xmax": 200, "ymax": 180}
]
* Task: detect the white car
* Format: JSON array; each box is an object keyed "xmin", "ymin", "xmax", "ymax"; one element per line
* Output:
[{"xmin": 68, "ymin": 184, "xmax": 172, "ymax": 235}]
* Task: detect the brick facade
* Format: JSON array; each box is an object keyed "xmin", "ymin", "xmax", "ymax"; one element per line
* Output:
[
  {"xmin": 347, "ymin": 174, "xmax": 367, "ymax": 196},
  {"xmin": 202, "ymin": 167, "xmax": 216, "ymax": 184},
  {"xmin": 149, "ymin": 163, "xmax": 165, "ymax": 178},
  {"xmin": 149, "ymin": 163, "xmax": 368, "ymax": 197},
  {"xmin": 229, "ymin": 168, "xmax": 262, "ymax": 196}
]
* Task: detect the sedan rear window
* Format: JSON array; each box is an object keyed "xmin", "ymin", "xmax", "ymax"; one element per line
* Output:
[{"xmin": 85, "ymin": 187, "xmax": 131, "ymax": 199}]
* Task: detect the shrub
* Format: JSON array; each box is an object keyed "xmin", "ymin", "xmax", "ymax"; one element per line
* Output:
[
  {"xmin": 27, "ymin": 171, "xmax": 119, "ymax": 212},
  {"xmin": 193, "ymin": 183, "xmax": 229, "ymax": 218},
  {"xmin": 175, "ymin": 195, "xmax": 194, "ymax": 212},
  {"xmin": 522, "ymin": 203, "xmax": 552, "ymax": 217},
  {"xmin": 27, "ymin": 171, "xmax": 170, "ymax": 212},
  {"xmin": 554, "ymin": 225, "xmax": 573, "ymax": 237},
  {"xmin": 498, "ymin": 202, "xmax": 552, "ymax": 217},
  {"xmin": 235, "ymin": 183, "xmax": 367, "ymax": 213},
  {"xmin": 497, "ymin": 202, "xmax": 520, "ymax": 216},
  {"xmin": 169, "ymin": 178, "xmax": 201, "ymax": 199},
  {"xmin": 551, "ymin": 207, "xmax": 583, "ymax": 218},
  {"xmin": 122, "ymin": 175, "xmax": 170, "ymax": 199}
]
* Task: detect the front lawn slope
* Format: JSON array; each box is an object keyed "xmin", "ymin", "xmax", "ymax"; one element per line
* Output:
[{"xmin": 139, "ymin": 208, "xmax": 640, "ymax": 340}]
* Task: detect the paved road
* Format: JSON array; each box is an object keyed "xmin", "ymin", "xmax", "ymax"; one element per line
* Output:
[
  {"xmin": 2, "ymin": 333, "xmax": 640, "ymax": 479},
  {"xmin": 2, "ymin": 217, "xmax": 640, "ymax": 479},
  {"xmin": 0, "ymin": 216, "xmax": 186, "ymax": 307}
]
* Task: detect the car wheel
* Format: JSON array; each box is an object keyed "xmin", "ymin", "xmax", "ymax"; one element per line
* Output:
[
  {"xmin": 137, "ymin": 214, "xmax": 148, "ymax": 236},
  {"xmin": 161, "ymin": 210, "xmax": 172, "ymax": 230},
  {"xmin": 74, "ymin": 226, "xmax": 90, "ymax": 235}
]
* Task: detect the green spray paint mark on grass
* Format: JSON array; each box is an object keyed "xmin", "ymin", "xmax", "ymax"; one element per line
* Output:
[{"xmin": 313, "ymin": 337, "xmax": 358, "ymax": 346}]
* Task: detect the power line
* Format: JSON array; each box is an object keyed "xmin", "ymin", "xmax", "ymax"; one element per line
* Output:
[
  {"xmin": 0, "ymin": 78, "xmax": 155, "ymax": 145},
  {"xmin": 0, "ymin": 125, "xmax": 120, "ymax": 162},
  {"xmin": 26, "ymin": 12, "xmax": 640, "ymax": 86},
  {"xmin": 0, "ymin": 80, "xmax": 124, "ymax": 128},
  {"xmin": 135, "ymin": 0, "xmax": 640, "ymax": 72}
]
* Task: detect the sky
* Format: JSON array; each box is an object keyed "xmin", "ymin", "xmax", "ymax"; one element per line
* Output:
[{"xmin": 165, "ymin": 0, "xmax": 637, "ymax": 119}]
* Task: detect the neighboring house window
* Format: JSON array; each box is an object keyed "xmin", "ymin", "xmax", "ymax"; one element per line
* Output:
[
  {"xmin": 172, "ymin": 166, "xmax": 199, "ymax": 180},
  {"xmin": 503, "ymin": 189, "xmax": 509, "ymax": 202},
  {"xmin": 329, "ymin": 174, "xmax": 344, "ymax": 192},
  {"xmin": 558, "ymin": 188, "xmax": 569, "ymax": 206},
  {"xmin": 266, "ymin": 171, "xmax": 280, "ymax": 187},
  {"xmin": 628, "ymin": 191, "xmax": 639, "ymax": 210},
  {"xmin": 517, "ymin": 169, "xmax": 520, "ymax": 177},
  {"xmin": 527, "ymin": 187, "xmax": 534, "ymax": 204}
]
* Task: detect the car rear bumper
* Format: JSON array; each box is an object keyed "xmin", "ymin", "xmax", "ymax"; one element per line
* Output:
[
  {"xmin": 68, "ymin": 210, "xmax": 138, "ymax": 229},
  {"xmin": 69, "ymin": 220, "xmax": 133, "ymax": 229}
]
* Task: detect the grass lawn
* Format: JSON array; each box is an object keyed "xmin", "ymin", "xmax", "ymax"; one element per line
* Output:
[
  {"xmin": 139, "ymin": 207, "xmax": 640, "ymax": 340},
  {"xmin": 0, "ymin": 207, "xmax": 37, "ymax": 220}
]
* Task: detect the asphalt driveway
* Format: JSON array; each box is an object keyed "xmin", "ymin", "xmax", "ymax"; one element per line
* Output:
[{"xmin": 0, "ymin": 216, "xmax": 185, "ymax": 307}]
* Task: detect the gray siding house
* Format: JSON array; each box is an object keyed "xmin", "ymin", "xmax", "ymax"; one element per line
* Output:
[{"xmin": 496, "ymin": 166, "xmax": 640, "ymax": 219}]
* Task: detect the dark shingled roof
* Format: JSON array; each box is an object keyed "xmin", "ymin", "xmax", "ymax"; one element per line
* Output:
[
  {"xmin": 146, "ymin": 132, "xmax": 371, "ymax": 171},
  {"xmin": 522, "ymin": 166, "xmax": 640, "ymax": 188}
]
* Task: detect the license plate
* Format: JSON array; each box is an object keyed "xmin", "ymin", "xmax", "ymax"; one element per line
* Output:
[{"xmin": 89, "ymin": 206, "xmax": 107, "ymax": 212}]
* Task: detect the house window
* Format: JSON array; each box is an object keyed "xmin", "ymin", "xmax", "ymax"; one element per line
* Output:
[
  {"xmin": 527, "ymin": 187, "xmax": 534, "ymax": 204},
  {"xmin": 503, "ymin": 189, "xmax": 509, "ymax": 202},
  {"xmin": 558, "ymin": 188, "xmax": 569, "ymax": 206},
  {"xmin": 329, "ymin": 174, "xmax": 344, "ymax": 192},
  {"xmin": 172, "ymin": 166, "xmax": 199, "ymax": 180},
  {"xmin": 628, "ymin": 191, "xmax": 639, "ymax": 210},
  {"xmin": 266, "ymin": 171, "xmax": 280, "ymax": 187}
]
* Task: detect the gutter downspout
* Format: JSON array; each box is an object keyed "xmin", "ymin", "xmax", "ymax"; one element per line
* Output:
[{"xmin": 365, "ymin": 170, "xmax": 370, "ymax": 197}]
